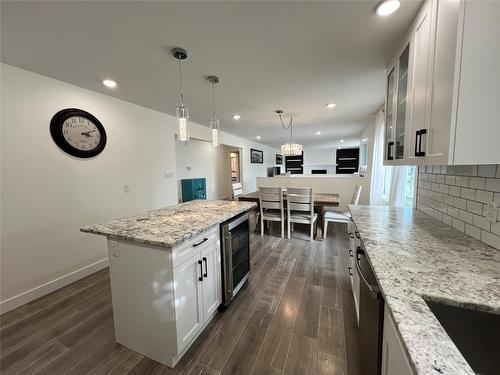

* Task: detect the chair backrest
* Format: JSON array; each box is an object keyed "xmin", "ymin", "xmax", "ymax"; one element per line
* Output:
[
  {"xmin": 286, "ymin": 187, "xmax": 314, "ymax": 214},
  {"xmin": 350, "ymin": 185, "xmax": 362, "ymax": 205},
  {"xmin": 232, "ymin": 182, "xmax": 243, "ymax": 199},
  {"xmin": 259, "ymin": 186, "xmax": 284, "ymax": 213}
]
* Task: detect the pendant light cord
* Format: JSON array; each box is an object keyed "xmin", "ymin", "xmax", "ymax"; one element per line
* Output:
[
  {"xmin": 278, "ymin": 112, "xmax": 293, "ymax": 142},
  {"xmin": 178, "ymin": 58, "xmax": 184, "ymax": 105},
  {"xmin": 212, "ymin": 82, "xmax": 216, "ymax": 119}
]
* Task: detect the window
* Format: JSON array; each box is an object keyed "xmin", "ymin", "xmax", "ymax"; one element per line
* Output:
[
  {"xmin": 382, "ymin": 166, "xmax": 393, "ymax": 202},
  {"xmin": 359, "ymin": 138, "xmax": 369, "ymax": 172},
  {"xmin": 404, "ymin": 166, "xmax": 417, "ymax": 208}
]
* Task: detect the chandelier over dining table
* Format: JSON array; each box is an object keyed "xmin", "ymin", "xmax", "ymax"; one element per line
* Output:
[{"xmin": 276, "ymin": 110, "xmax": 303, "ymax": 156}]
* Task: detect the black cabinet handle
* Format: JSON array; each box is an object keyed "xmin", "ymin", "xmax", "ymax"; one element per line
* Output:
[
  {"xmin": 415, "ymin": 129, "xmax": 427, "ymax": 157},
  {"xmin": 198, "ymin": 260, "xmax": 203, "ymax": 281},
  {"xmin": 387, "ymin": 142, "xmax": 394, "ymax": 160},
  {"xmin": 349, "ymin": 250, "xmax": 353, "ymax": 257},
  {"xmin": 355, "ymin": 231, "xmax": 360, "ymax": 239},
  {"xmin": 202, "ymin": 257, "xmax": 208, "ymax": 277},
  {"xmin": 348, "ymin": 266, "xmax": 353, "ymax": 276},
  {"xmin": 193, "ymin": 237, "xmax": 208, "ymax": 247},
  {"xmin": 349, "ymin": 233, "xmax": 354, "ymax": 239}
]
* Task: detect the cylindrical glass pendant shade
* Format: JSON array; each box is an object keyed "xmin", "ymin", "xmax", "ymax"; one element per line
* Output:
[
  {"xmin": 210, "ymin": 118, "xmax": 220, "ymax": 147},
  {"xmin": 176, "ymin": 104, "xmax": 189, "ymax": 141}
]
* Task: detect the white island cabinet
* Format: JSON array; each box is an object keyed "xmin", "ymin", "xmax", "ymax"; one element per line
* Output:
[
  {"xmin": 107, "ymin": 227, "xmax": 221, "ymax": 367},
  {"xmin": 381, "ymin": 306, "xmax": 414, "ymax": 375}
]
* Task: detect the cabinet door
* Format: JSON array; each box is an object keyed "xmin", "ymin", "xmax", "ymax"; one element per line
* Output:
[
  {"xmin": 381, "ymin": 307, "xmax": 414, "ymax": 375},
  {"xmin": 173, "ymin": 254, "xmax": 204, "ymax": 354},
  {"xmin": 408, "ymin": 0, "xmax": 435, "ymax": 163},
  {"xmin": 425, "ymin": 0, "xmax": 461, "ymax": 165},
  {"xmin": 395, "ymin": 44, "xmax": 411, "ymax": 160},
  {"xmin": 384, "ymin": 66, "xmax": 397, "ymax": 163},
  {"xmin": 201, "ymin": 244, "xmax": 221, "ymax": 321}
]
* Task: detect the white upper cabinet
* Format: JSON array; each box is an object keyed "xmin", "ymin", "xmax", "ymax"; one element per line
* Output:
[{"xmin": 384, "ymin": 0, "xmax": 500, "ymax": 166}]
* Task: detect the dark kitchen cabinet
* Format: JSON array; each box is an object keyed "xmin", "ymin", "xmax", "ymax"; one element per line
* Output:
[{"xmin": 336, "ymin": 148, "xmax": 359, "ymax": 174}]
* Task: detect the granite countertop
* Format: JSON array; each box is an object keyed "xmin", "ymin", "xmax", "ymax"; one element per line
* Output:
[
  {"xmin": 348, "ymin": 205, "xmax": 500, "ymax": 375},
  {"xmin": 81, "ymin": 200, "xmax": 256, "ymax": 248}
]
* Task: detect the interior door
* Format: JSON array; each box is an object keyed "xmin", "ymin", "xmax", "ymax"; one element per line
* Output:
[
  {"xmin": 201, "ymin": 244, "xmax": 221, "ymax": 321},
  {"xmin": 173, "ymin": 254, "xmax": 204, "ymax": 354}
]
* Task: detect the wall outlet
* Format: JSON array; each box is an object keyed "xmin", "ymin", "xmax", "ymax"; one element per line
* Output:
[
  {"xmin": 109, "ymin": 241, "xmax": 119, "ymax": 257},
  {"xmin": 486, "ymin": 201, "xmax": 498, "ymax": 222},
  {"xmin": 124, "ymin": 184, "xmax": 130, "ymax": 193},
  {"xmin": 165, "ymin": 170, "xmax": 174, "ymax": 178}
]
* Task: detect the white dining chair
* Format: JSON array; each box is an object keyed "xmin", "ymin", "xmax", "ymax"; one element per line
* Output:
[
  {"xmin": 323, "ymin": 185, "xmax": 362, "ymax": 238},
  {"xmin": 232, "ymin": 182, "xmax": 243, "ymax": 200},
  {"xmin": 259, "ymin": 186, "xmax": 285, "ymax": 238},
  {"xmin": 287, "ymin": 187, "xmax": 317, "ymax": 241}
]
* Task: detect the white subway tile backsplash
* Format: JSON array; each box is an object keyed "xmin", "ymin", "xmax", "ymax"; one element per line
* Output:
[
  {"xmin": 473, "ymin": 214, "xmax": 491, "ymax": 231},
  {"xmin": 485, "ymin": 178, "xmax": 500, "ymax": 193},
  {"xmin": 491, "ymin": 222, "xmax": 500, "ymax": 236},
  {"xmin": 417, "ymin": 165, "xmax": 499, "ymax": 250},
  {"xmin": 458, "ymin": 210, "xmax": 473, "ymax": 224},
  {"xmin": 478, "ymin": 165, "xmax": 497, "ymax": 178},
  {"xmin": 452, "ymin": 218, "xmax": 465, "ymax": 232},
  {"xmin": 475, "ymin": 190, "xmax": 493, "ymax": 204},
  {"xmin": 445, "ymin": 175, "xmax": 456, "ymax": 185},
  {"xmin": 454, "ymin": 197, "xmax": 467, "ymax": 210},
  {"xmin": 481, "ymin": 231, "xmax": 500, "ymax": 250},
  {"xmin": 465, "ymin": 224, "xmax": 481, "ymax": 240},
  {"xmin": 462, "ymin": 165, "xmax": 478, "ymax": 177},
  {"xmin": 455, "ymin": 176, "xmax": 470, "ymax": 187},
  {"xmin": 466, "ymin": 200, "xmax": 483, "ymax": 215},
  {"xmin": 460, "ymin": 188, "xmax": 475, "ymax": 201},
  {"xmin": 449, "ymin": 186, "xmax": 461, "ymax": 197},
  {"xmin": 469, "ymin": 177, "xmax": 486, "ymax": 189}
]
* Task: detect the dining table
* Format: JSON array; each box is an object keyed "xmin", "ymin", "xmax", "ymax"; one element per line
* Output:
[{"xmin": 237, "ymin": 190, "xmax": 340, "ymax": 240}]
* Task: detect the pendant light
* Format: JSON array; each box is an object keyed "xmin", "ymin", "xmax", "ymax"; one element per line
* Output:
[
  {"xmin": 207, "ymin": 75, "xmax": 220, "ymax": 147},
  {"xmin": 276, "ymin": 110, "xmax": 302, "ymax": 156},
  {"xmin": 172, "ymin": 47, "xmax": 189, "ymax": 142}
]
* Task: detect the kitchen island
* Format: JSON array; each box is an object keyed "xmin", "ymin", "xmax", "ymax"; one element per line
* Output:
[
  {"xmin": 81, "ymin": 199, "xmax": 256, "ymax": 367},
  {"xmin": 349, "ymin": 205, "xmax": 500, "ymax": 375}
]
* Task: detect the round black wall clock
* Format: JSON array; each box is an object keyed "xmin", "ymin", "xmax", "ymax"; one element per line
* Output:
[{"xmin": 50, "ymin": 108, "xmax": 107, "ymax": 158}]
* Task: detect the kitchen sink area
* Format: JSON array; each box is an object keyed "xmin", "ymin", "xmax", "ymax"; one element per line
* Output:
[{"xmin": 424, "ymin": 299, "xmax": 500, "ymax": 375}]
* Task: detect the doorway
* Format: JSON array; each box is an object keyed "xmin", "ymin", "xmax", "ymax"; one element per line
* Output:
[{"xmin": 230, "ymin": 150, "xmax": 241, "ymax": 183}]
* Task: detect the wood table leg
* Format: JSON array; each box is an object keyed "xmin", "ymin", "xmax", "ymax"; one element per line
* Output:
[{"xmin": 315, "ymin": 206, "xmax": 325, "ymax": 241}]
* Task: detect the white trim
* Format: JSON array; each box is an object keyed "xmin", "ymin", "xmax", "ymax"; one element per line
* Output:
[{"xmin": 0, "ymin": 258, "xmax": 109, "ymax": 314}]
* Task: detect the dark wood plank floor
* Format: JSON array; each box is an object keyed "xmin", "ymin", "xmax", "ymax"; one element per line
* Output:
[{"xmin": 1, "ymin": 225, "xmax": 361, "ymax": 375}]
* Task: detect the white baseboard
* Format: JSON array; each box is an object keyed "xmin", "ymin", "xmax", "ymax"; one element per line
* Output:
[{"xmin": 0, "ymin": 258, "xmax": 109, "ymax": 314}]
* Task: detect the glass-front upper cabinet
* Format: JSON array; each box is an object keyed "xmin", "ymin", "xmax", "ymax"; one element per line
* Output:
[
  {"xmin": 395, "ymin": 44, "xmax": 410, "ymax": 160},
  {"xmin": 385, "ymin": 67, "xmax": 396, "ymax": 161}
]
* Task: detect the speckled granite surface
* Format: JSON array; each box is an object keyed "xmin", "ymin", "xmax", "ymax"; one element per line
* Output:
[
  {"xmin": 81, "ymin": 200, "xmax": 256, "ymax": 248},
  {"xmin": 349, "ymin": 205, "xmax": 499, "ymax": 375}
]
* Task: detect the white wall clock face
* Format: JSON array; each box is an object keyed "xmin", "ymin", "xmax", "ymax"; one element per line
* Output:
[{"xmin": 50, "ymin": 108, "xmax": 107, "ymax": 158}]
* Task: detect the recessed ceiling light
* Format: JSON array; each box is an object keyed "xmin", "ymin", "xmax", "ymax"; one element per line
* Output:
[
  {"xmin": 326, "ymin": 103, "xmax": 336, "ymax": 109},
  {"xmin": 340, "ymin": 139, "xmax": 345, "ymax": 143},
  {"xmin": 256, "ymin": 136, "xmax": 261, "ymax": 140},
  {"xmin": 316, "ymin": 131, "xmax": 322, "ymax": 135},
  {"xmin": 376, "ymin": 0, "xmax": 400, "ymax": 16},
  {"xmin": 232, "ymin": 114, "xmax": 241, "ymax": 120},
  {"xmin": 102, "ymin": 79, "xmax": 117, "ymax": 88}
]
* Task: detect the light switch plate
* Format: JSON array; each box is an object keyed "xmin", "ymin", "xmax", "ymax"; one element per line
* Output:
[{"xmin": 124, "ymin": 184, "xmax": 130, "ymax": 193}]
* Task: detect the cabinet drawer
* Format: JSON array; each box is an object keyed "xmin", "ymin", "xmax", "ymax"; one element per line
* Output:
[{"xmin": 172, "ymin": 228, "xmax": 218, "ymax": 269}]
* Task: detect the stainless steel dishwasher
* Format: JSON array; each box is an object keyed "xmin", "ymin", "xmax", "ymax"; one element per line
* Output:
[{"xmin": 356, "ymin": 246, "xmax": 385, "ymax": 375}]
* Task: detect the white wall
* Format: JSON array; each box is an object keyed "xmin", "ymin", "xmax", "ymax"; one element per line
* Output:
[
  {"xmin": 0, "ymin": 64, "xmax": 277, "ymax": 312},
  {"xmin": 175, "ymin": 139, "xmax": 234, "ymax": 201},
  {"xmin": 359, "ymin": 123, "xmax": 375, "ymax": 177}
]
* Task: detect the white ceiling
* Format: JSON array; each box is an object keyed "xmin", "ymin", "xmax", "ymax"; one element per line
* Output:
[{"xmin": 1, "ymin": 0, "xmax": 422, "ymax": 149}]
